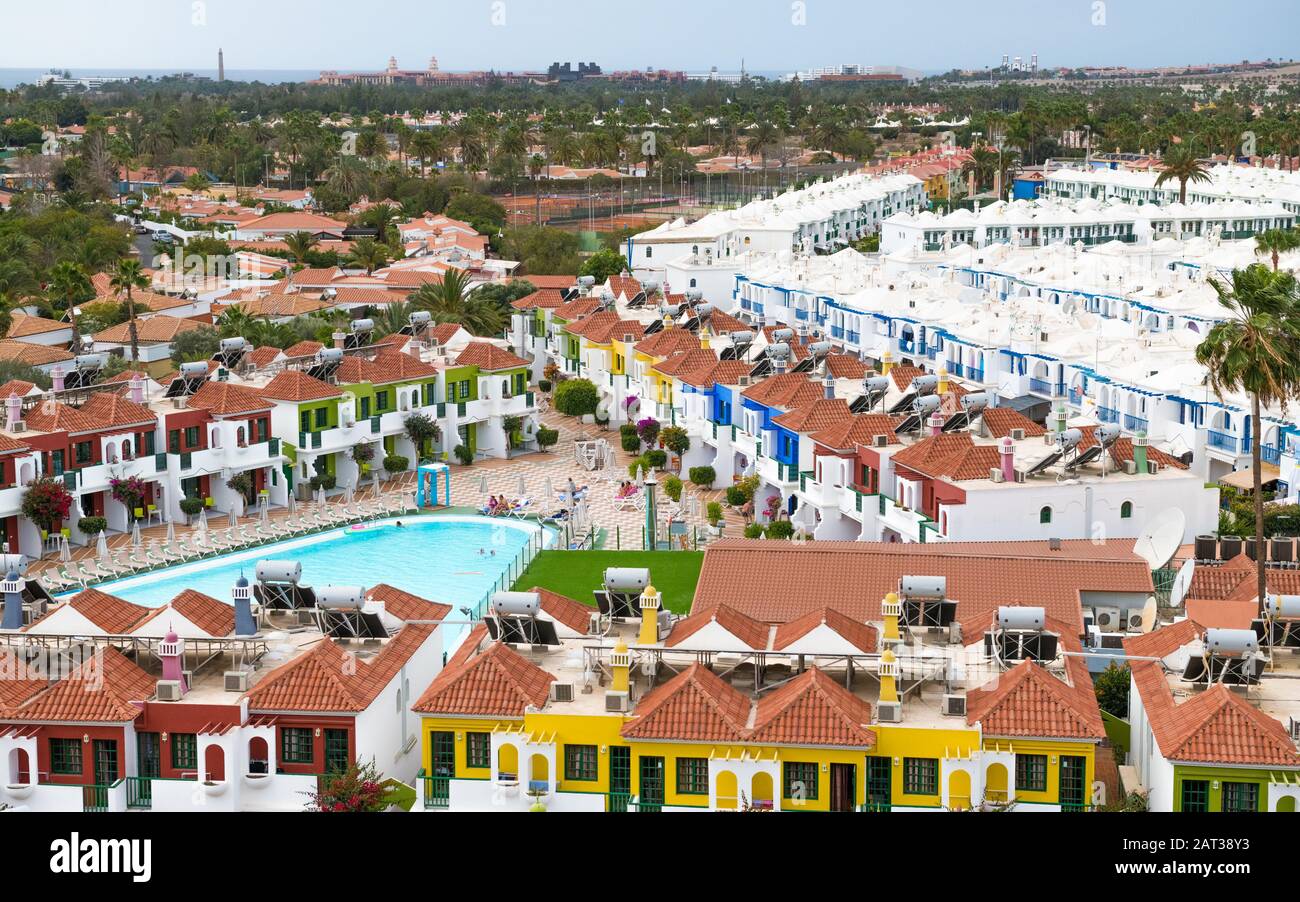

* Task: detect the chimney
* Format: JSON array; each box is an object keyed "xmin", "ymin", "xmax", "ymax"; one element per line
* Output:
[
  {"xmin": 1000, "ymin": 436, "xmax": 1016, "ymax": 482},
  {"xmin": 775, "ymin": 358, "xmax": 787, "ymax": 376},
  {"xmin": 1055, "ymin": 403, "xmax": 1068, "ymax": 434},
  {"xmin": 823, "ymin": 372, "xmax": 835, "ymax": 399},
  {"xmin": 1, "ymin": 569, "xmax": 23, "ymax": 630},
  {"xmin": 232, "ymin": 574, "xmax": 256, "ymax": 636},
  {"xmin": 128, "ymin": 376, "xmax": 146, "ymax": 405},
  {"xmin": 333, "ymin": 331, "xmax": 347, "ymax": 350},
  {"xmin": 638, "ymin": 584, "xmax": 662, "ymax": 645},
  {"xmin": 5, "ymin": 393, "xmax": 21, "ymax": 431},
  {"xmin": 159, "ymin": 628, "xmax": 188, "ymax": 695},
  {"xmin": 878, "ymin": 647, "xmax": 899, "ymax": 704},
  {"xmin": 937, "ymin": 367, "xmax": 948, "ymax": 394},
  {"xmin": 881, "ymin": 591, "xmax": 901, "ymax": 642},
  {"xmin": 51, "ymin": 366, "xmax": 65, "ymax": 393},
  {"xmin": 929, "ymin": 412, "xmax": 944, "ymax": 436},
  {"xmin": 1134, "ymin": 430, "xmax": 1148, "ymax": 473},
  {"xmin": 610, "ymin": 637, "xmax": 631, "ymax": 692},
  {"xmin": 881, "ymin": 350, "xmax": 893, "ymax": 374}
]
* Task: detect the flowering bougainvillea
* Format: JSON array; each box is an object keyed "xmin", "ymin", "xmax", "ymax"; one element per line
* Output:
[
  {"xmin": 635, "ymin": 416, "xmax": 661, "ymax": 445},
  {"xmin": 109, "ymin": 475, "xmax": 148, "ymax": 515},
  {"xmin": 20, "ymin": 477, "xmax": 73, "ymax": 533},
  {"xmin": 304, "ymin": 758, "xmax": 392, "ymax": 812}
]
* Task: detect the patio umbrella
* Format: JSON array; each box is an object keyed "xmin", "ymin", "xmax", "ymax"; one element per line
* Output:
[
  {"xmin": 516, "ymin": 473, "xmax": 527, "ymax": 498},
  {"xmin": 166, "ymin": 520, "xmax": 176, "ymax": 543},
  {"xmin": 287, "ymin": 493, "xmax": 296, "ymax": 514},
  {"xmin": 131, "ymin": 520, "xmax": 142, "ymax": 549},
  {"xmin": 260, "ymin": 503, "xmax": 270, "ymax": 524},
  {"xmin": 96, "ymin": 530, "xmax": 110, "ymax": 564},
  {"xmin": 604, "ymin": 446, "xmax": 617, "ymax": 471},
  {"xmin": 635, "ymin": 466, "xmax": 645, "ymax": 486},
  {"xmin": 228, "ymin": 508, "xmax": 238, "ymax": 528},
  {"xmin": 542, "ymin": 477, "xmax": 554, "ymax": 503},
  {"xmin": 479, "ymin": 473, "xmax": 488, "ymax": 494},
  {"xmin": 198, "ymin": 507, "xmax": 208, "ymax": 529},
  {"xmin": 59, "ymin": 536, "xmax": 71, "ymax": 563}
]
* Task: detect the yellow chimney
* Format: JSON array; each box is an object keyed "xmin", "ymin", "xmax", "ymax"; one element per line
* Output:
[
  {"xmin": 638, "ymin": 585, "xmax": 662, "ymax": 645},
  {"xmin": 700, "ymin": 325, "xmax": 712, "ymax": 349},
  {"xmin": 881, "ymin": 350, "xmax": 894, "ymax": 374},
  {"xmin": 610, "ymin": 638, "xmax": 630, "ymax": 693},
  {"xmin": 879, "ymin": 647, "xmax": 899, "ymax": 704},
  {"xmin": 937, "ymin": 367, "xmax": 949, "ymax": 393},
  {"xmin": 882, "ymin": 591, "xmax": 901, "ymax": 641}
]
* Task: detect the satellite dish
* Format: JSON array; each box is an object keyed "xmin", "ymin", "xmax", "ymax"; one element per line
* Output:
[{"xmin": 1132, "ymin": 508, "xmax": 1186, "ymax": 570}]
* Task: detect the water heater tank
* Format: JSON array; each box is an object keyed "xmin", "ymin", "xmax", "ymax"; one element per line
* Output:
[
  {"xmin": 997, "ymin": 606, "xmax": 1045, "ymax": 631},
  {"xmin": 492, "ymin": 591, "xmax": 541, "ymax": 617},
  {"xmin": 255, "ymin": 560, "xmax": 302, "ymax": 585},
  {"xmin": 350, "ymin": 318, "xmax": 374, "ymax": 333},
  {"xmin": 900, "ymin": 575, "xmax": 946, "ymax": 599},
  {"xmin": 219, "ymin": 336, "xmax": 248, "ymax": 353},
  {"xmin": 179, "ymin": 361, "xmax": 210, "ymax": 379},
  {"xmin": 1265, "ymin": 594, "xmax": 1300, "ymax": 619},
  {"xmin": 1205, "ymin": 627, "xmax": 1258, "ymax": 657},
  {"xmin": 771, "ymin": 328, "xmax": 795, "ymax": 343},
  {"xmin": 865, "ymin": 375, "xmax": 890, "ymax": 393},
  {"xmin": 316, "ymin": 586, "xmax": 366, "ymax": 610},
  {"xmin": 605, "ymin": 568, "xmax": 650, "ymax": 593},
  {"xmin": 911, "ymin": 374, "xmax": 938, "ymax": 393}
]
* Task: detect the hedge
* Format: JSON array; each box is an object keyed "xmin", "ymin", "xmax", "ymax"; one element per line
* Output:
[{"xmin": 688, "ymin": 466, "xmax": 716, "ymax": 486}]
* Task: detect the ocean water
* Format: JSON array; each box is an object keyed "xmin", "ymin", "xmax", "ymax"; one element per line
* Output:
[
  {"xmin": 87, "ymin": 516, "xmax": 549, "ymax": 620},
  {"xmin": 0, "ymin": 68, "xmax": 321, "ymax": 89}
]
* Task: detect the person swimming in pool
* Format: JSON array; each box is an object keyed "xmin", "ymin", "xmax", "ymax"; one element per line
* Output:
[{"xmin": 395, "ymin": 520, "xmax": 404, "ymax": 528}]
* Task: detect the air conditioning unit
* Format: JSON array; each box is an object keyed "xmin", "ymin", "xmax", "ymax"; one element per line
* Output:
[
  {"xmin": 942, "ymin": 694, "xmax": 967, "ymax": 717},
  {"xmin": 1124, "ymin": 611, "xmax": 1145, "ymax": 632},
  {"xmin": 873, "ymin": 434, "xmax": 889, "ymax": 447},
  {"xmin": 550, "ymin": 682, "xmax": 575, "ymax": 703},
  {"xmin": 155, "ymin": 680, "xmax": 183, "ymax": 701},
  {"xmin": 1014, "ymin": 470, "xmax": 1026, "ymax": 483},
  {"xmin": 1010, "ymin": 428, "xmax": 1025, "ymax": 440},
  {"xmin": 9, "ymin": 422, "xmax": 24, "ymax": 433},
  {"xmin": 1148, "ymin": 462, "xmax": 1160, "ymax": 475},
  {"xmin": 1123, "ymin": 460, "xmax": 1137, "ymax": 475},
  {"xmin": 738, "ymin": 376, "xmax": 750, "ymax": 386},
  {"xmin": 1093, "ymin": 606, "xmax": 1122, "ymax": 631},
  {"xmin": 588, "ymin": 612, "xmax": 603, "ymax": 635},
  {"xmin": 948, "ymin": 622, "xmax": 963, "ymax": 645},
  {"xmin": 989, "ymin": 467, "xmax": 1005, "ymax": 483},
  {"xmin": 877, "ymin": 701, "xmax": 902, "ymax": 723},
  {"xmin": 182, "ymin": 670, "xmax": 194, "ymax": 687},
  {"xmin": 224, "ymin": 671, "xmax": 249, "ymax": 692},
  {"xmin": 1289, "ymin": 717, "xmax": 1300, "ymax": 742},
  {"xmin": 173, "ymin": 396, "xmax": 188, "ymax": 409},
  {"xmin": 605, "ymin": 691, "xmax": 630, "ymax": 712}
]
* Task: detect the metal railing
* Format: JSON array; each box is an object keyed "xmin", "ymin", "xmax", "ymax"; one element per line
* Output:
[
  {"xmin": 418, "ymin": 769, "xmax": 450, "ymax": 810},
  {"xmin": 1208, "ymin": 430, "xmax": 1239, "ymax": 452},
  {"xmin": 125, "ymin": 776, "xmax": 152, "ymax": 809}
]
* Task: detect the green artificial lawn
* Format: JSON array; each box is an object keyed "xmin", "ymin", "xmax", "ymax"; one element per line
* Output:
[{"xmin": 511, "ymin": 550, "xmax": 704, "ymax": 614}]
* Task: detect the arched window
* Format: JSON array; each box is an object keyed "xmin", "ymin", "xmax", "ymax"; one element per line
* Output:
[
  {"xmin": 8, "ymin": 747, "xmax": 30, "ymax": 784},
  {"xmin": 248, "ymin": 737, "xmax": 269, "ymax": 774},
  {"xmin": 1121, "ymin": 501, "xmax": 1133, "ymax": 519},
  {"xmin": 1039, "ymin": 506, "xmax": 1052, "ymax": 524},
  {"xmin": 203, "ymin": 744, "xmax": 226, "ymax": 783},
  {"xmin": 689, "ymin": 278, "xmax": 697, "ymax": 288},
  {"xmin": 236, "ymin": 426, "xmax": 247, "ymax": 448},
  {"xmin": 121, "ymin": 439, "xmax": 133, "ymax": 461}
]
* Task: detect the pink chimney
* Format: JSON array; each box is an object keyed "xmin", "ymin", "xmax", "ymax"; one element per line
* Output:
[
  {"xmin": 929, "ymin": 413, "xmax": 944, "ymax": 436},
  {"xmin": 4, "ymin": 394, "xmax": 21, "ymax": 431},
  {"xmin": 159, "ymin": 627, "xmax": 187, "ymax": 695},
  {"xmin": 1000, "ymin": 436, "xmax": 1016, "ymax": 482},
  {"xmin": 128, "ymin": 376, "xmax": 146, "ymax": 404},
  {"xmin": 51, "ymin": 366, "xmax": 65, "ymax": 392}
]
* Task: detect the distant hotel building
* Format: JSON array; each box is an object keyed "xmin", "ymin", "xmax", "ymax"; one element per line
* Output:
[
  {"xmin": 315, "ymin": 55, "xmax": 541, "ymax": 87},
  {"xmin": 785, "ymin": 64, "xmax": 920, "ymax": 83}
]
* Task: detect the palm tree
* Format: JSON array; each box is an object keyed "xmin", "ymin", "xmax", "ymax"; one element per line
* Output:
[
  {"xmin": 961, "ymin": 146, "xmax": 998, "ymax": 194},
  {"xmin": 283, "ymin": 231, "xmax": 319, "ymax": 266},
  {"xmin": 109, "ymin": 258, "xmax": 150, "ymax": 362},
  {"xmin": 1154, "ymin": 146, "xmax": 1212, "ymax": 204},
  {"xmin": 344, "ymin": 237, "xmax": 389, "ymax": 275},
  {"xmin": 746, "ymin": 121, "xmax": 782, "ymax": 187},
  {"xmin": 217, "ymin": 304, "xmax": 257, "ymax": 339},
  {"xmin": 46, "ymin": 261, "xmax": 93, "ymax": 344},
  {"xmin": 409, "ymin": 268, "xmax": 504, "ymax": 336},
  {"xmin": 1255, "ymin": 228, "xmax": 1300, "ymax": 271},
  {"xmin": 1196, "ymin": 265, "xmax": 1300, "ymax": 616}
]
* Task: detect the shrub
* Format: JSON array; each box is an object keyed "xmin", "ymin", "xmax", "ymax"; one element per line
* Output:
[
  {"xmin": 663, "ymin": 474, "xmax": 683, "ymax": 502},
  {"xmin": 383, "ymin": 454, "xmax": 410, "ymax": 473},
  {"xmin": 645, "ymin": 449, "xmax": 667, "ymax": 469},
  {"xmin": 454, "ymin": 444, "xmax": 474, "ymax": 465},
  {"xmin": 688, "ymin": 466, "xmax": 716, "ymax": 487},
  {"xmin": 706, "ymin": 501, "xmax": 723, "ymax": 525},
  {"xmin": 743, "ymin": 523, "xmax": 765, "ymax": 539},
  {"xmin": 660, "ymin": 425, "xmax": 689, "ymax": 457},
  {"xmin": 403, "ymin": 412, "xmax": 441, "ymax": 458},
  {"xmin": 21, "ymin": 477, "xmax": 73, "ymax": 533},
  {"xmin": 308, "ymin": 474, "xmax": 337, "ymax": 492},
  {"xmin": 78, "ymin": 516, "xmax": 107, "ymax": 536},
  {"xmin": 179, "ymin": 497, "xmax": 205, "ymax": 516},
  {"xmin": 304, "ymin": 758, "xmax": 393, "ymax": 813},
  {"xmin": 350, "ymin": 442, "xmax": 375, "ymax": 463},
  {"xmin": 635, "ymin": 417, "xmax": 661, "ymax": 446},
  {"xmin": 765, "ymin": 520, "xmax": 795, "ymax": 540},
  {"xmin": 619, "ymin": 423, "xmax": 639, "ymax": 438},
  {"xmin": 627, "ymin": 454, "xmax": 651, "ymax": 478},
  {"xmin": 109, "ymin": 474, "xmax": 148, "ymax": 515},
  {"xmin": 725, "ymin": 485, "xmax": 747, "ymax": 506},
  {"xmin": 226, "ymin": 471, "xmax": 254, "ymax": 498},
  {"xmin": 621, "ymin": 432, "xmax": 642, "ymax": 453},
  {"xmin": 538, "ymin": 379, "xmax": 553, "ymax": 393},
  {"xmin": 535, "ymin": 427, "xmax": 559, "ymax": 452},
  {"xmin": 553, "ymin": 378, "xmax": 599, "ymax": 416}
]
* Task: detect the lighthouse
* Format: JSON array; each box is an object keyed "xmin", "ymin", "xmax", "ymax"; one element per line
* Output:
[{"xmin": 218, "ymin": 48, "xmax": 225, "ymax": 82}]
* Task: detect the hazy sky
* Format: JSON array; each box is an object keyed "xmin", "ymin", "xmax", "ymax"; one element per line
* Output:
[{"xmin": 7, "ymin": 0, "xmax": 1298, "ymax": 73}]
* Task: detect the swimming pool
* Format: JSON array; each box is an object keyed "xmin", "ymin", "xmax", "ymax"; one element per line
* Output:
[{"xmin": 89, "ymin": 516, "xmax": 553, "ymax": 623}]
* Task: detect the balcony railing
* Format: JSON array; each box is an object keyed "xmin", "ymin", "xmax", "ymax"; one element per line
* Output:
[
  {"xmin": 418, "ymin": 769, "xmax": 450, "ymax": 810},
  {"xmin": 1262, "ymin": 443, "xmax": 1282, "ymax": 465},
  {"xmin": 125, "ymin": 776, "xmax": 152, "ymax": 809},
  {"xmin": 845, "ymin": 330, "xmax": 860, "ymax": 343},
  {"xmin": 1122, "ymin": 414, "xmax": 1148, "ymax": 433},
  {"xmin": 1028, "ymin": 377, "xmax": 1052, "ymax": 395},
  {"xmin": 1207, "ymin": 430, "xmax": 1240, "ymax": 452},
  {"xmin": 1097, "ymin": 407, "xmax": 1120, "ymax": 424}
]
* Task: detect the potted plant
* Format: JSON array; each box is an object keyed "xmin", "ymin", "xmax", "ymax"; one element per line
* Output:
[
  {"xmin": 77, "ymin": 516, "xmax": 107, "ymax": 537},
  {"xmin": 21, "ymin": 477, "xmax": 73, "ymax": 538},
  {"xmin": 179, "ymin": 496, "xmax": 204, "ymax": 523},
  {"xmin": 109, "ymin": 475, "xmax": 148, "ymax": 520},
  {"xmin": 706, "ymin": 501, "xmax": 724, "ymax": 536},
  {"xmin": 383, "ymin": 454, "xmax": 410, "ymax": 473},
  {"xmin": 454, "ymin": 444, "xmax": 474, "ymax": 466}
]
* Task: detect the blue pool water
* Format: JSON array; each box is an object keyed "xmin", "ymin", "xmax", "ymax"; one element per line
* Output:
[{"xmin": 91, "ymin": 517, "xmax": 550, "ymax": 619}]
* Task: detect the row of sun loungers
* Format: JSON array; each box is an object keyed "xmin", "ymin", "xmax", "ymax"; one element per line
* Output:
[{"xmin": 36, "ymin": 491, "xmax": 414, "ymax": 592}]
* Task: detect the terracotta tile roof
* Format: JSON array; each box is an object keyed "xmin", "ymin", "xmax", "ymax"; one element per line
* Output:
[
  {"xmin": 634, "ymin": 327, "xmax": 701, "ymax": 357},
  {"xmin": 520, "ymin": 275, "xmax": 577, "ymax": 290},
  {"xmin": 530, "ymin": 587, "xmax": 594, "ymax": 635},
  {"xmin": 652, "ymin": 348, "xmax": 717, "ymax": 378},
  {"xmin": 427, "ymin": 323, "xmax": 464, "ymax": 345},
  {"xmin": 1183, "ymin": 598, "xmax": 1259, "ymax": 630},
  {"xmin": 741, "ymin": 373, "xmax": 822, "ymax": 410},
  {"xmin": 92, "ymin": 314, "xmax": 202, "ymax": 344},
  {"xmin": 772, "ymin": 397, "xmax": 853, "ymax": 433},
  {"xmin": 620, "ymin": 663, "xmax": 751, "ymax": 742},
  {"xmin": 773, "ymin": 607, "xmax": 879, "ymax": 654},
  {"xmin": 1074, "ymin": 425, "xmax": 1189, "ymax": 471},
  {"xmin": 965, "ymin": 659, "xmax": 1105, "ymax": 740},
  {"xmin": 132, "ymin": 589, "xmax": 235, "ymax": 636},
  {"xmin": 0, "ymin": 433, "xmax": 30, "ymax": 454},
  {"xmin": 259, "ymin": 370, "xmax": 343, "ymax": 402},
  {"xmin": 693, "ymin": 538, "xmax": 1154, "ymax": 632},
  {"xmin": 6, "ymin": 312, "xmax": 70, "ymax": 338},
  {"xmin": 367, "ymin": 350, "xmax": 439, "ymax": 383},
  {"xmin": 6, "ymin": 646, "xmax": 153, "ymax": 723},
  {"xmin": 76, "ymin": 391, "xmax": 157, "ymax": 429},
  {"xmin": 0, "ymin": 648, "xmax": 49, "ymax": 709},
  {"xmin": 890, "ymin": 433, "xmax": 1002, "ymax": 481},
  {"xmin": 665, "ymin": 603, "xmax": 772, "ymax": 650},
  {"xmin": 810, "ymin": 413, "xmax": 903, "ymax": 451},
  {"xmin": 283, "ymin": 340, "xmax": 324, "ymax": 358},
  {"xmin": 889, "ymin": 365, "xmax": 926, "ymax": 391},
  {"xmin": 1183, "ymin": 554, "xmax": 1262, "ymax": 602},
  {"xmin": 246, "ymin": 623, "xmax": 435, "ymax": 712},
  {"xmin": 824, "ymin": 353, "xmax": 869, "ymax": 380},
  {"xmin": 678, "ymin": 359, "xmax": 752, "ymax": 389},
  {"xmin": 22, "ymin": 400, "xmax": 101, "ymax": 434},
  {"xmin": 0, "ymin": 339, "xmax": 75, "ymax": 366},
  {"xmin": 981, "ymin": 407, "xmax": 1046, "ymax": 438},
  {"xmin": 704, "ymin": 309, "xmax": 748, "ymax": 335},
  {"xmin": 25, "ymin": 588, "xmax": 151, "ymax": 634},
  {"xmin": 411, "ymin": 634, "xmax": 554, "ymax": 718},
  {"xmin": 606, "ymin": 275, "xmax": 642, "ymax": 299},
  {"xmin": 553, "ymin": 297, "xmax": 604, "ymax": 321},
  {"xmin": 1125, "ymin": 620, "xmax": 1300, "ymax": 768},
  {"xmin": 0, "ymin": 379, "xmax": 38, "ymax": 397},
  {"xmin": 749, "ymin": 668, "xmax": 876, "ymax": 747},
  {"xmin": 367, "ymin": 584, "xmax": 452, "ymax": 624},
  {"xmin": 573, "ymin": 314, "xmax": 648, "ymax": 345},
  {"xmin": 186, "ymin": 380, "xmax": 273, "ymax": 416},
  {"xmin": 454, "ymin": 342, "xmax": 529, "ymax": 371}
]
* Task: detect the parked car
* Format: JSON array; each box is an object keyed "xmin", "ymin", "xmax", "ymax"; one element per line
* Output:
[{"xmin": 150, "ymin": 230, "xmax": 173, "ymax": 243}]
